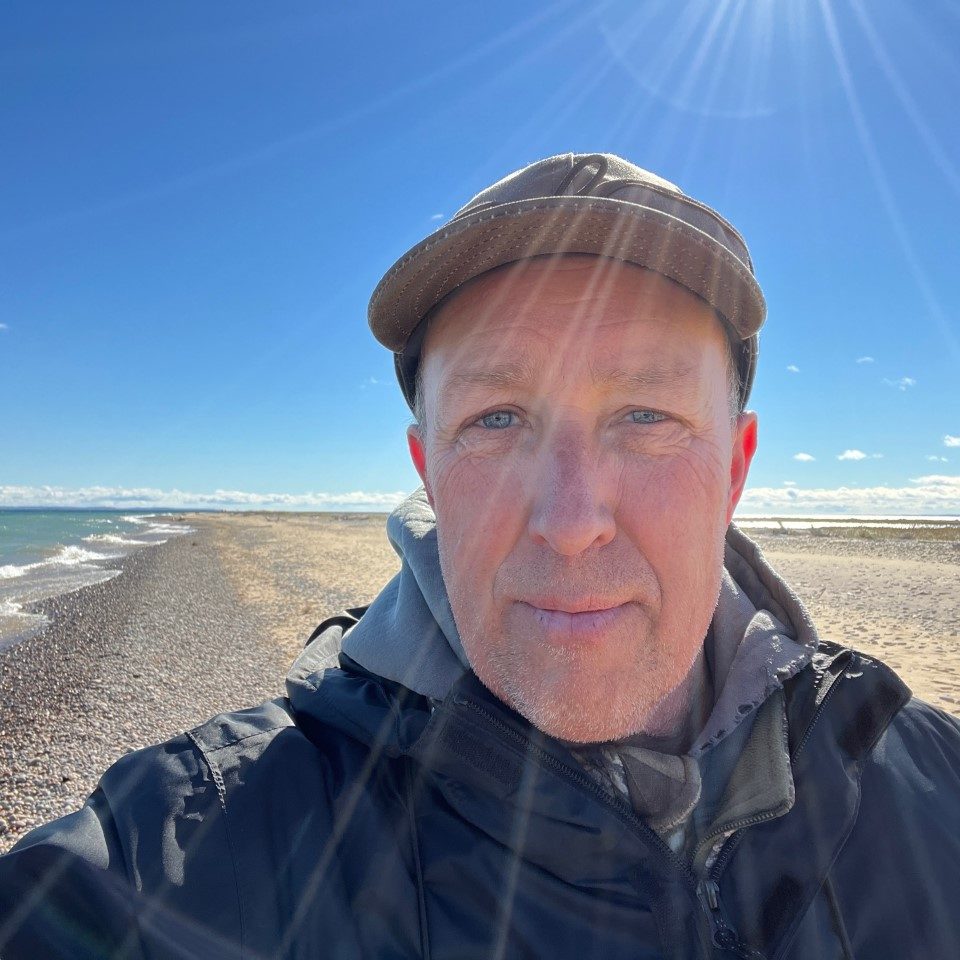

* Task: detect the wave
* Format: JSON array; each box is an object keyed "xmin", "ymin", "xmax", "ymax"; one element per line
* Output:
[
  {"xmin": 0, "ymin": 598, "xmax": 48, "ymax": 651},
  {"xmin": 84, "ymin": 534, "xmax": 149, "ymax": 547},
  {"xmin": 117, "ymin": 515, "xmax": 194, "ymax": 538},
  {"xmin": 0, "ymin": 562, "xmax": 41, "ymax": 580},
  {"xmin": 0, "ymin": 564, "xmax": 121, "ymax": 651},
  {"xmin": 737, "ymin": 519, "xmax": 959, "ymax": 531},
  {"xmin": 51, "ymin": 544, "xmax": 117, "ymax": 565},
  {"xmin": 0, "ymin": 543, "xmax": 120, "ymax": 580}
]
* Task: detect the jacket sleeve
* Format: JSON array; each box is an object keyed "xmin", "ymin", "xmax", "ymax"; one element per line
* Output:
[
  {"xmin": 0, "ymin": 734, "xmax": 243, "ymax": 960},
  {"xmin": 0, "ymin": 785, "xmax": 146, "ymax": 960},
  {"xmin": 828, "ymin": 697, "xmax": 960, "ymax": 958}
]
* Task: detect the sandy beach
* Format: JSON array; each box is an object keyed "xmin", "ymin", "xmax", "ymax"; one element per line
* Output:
[
  {"xmin": 747, "ymin": 528, "xmax": 960, "ymax": 715},
  {"xmin": 2, "ymin": 511, "xmax": 958, "ymax": 852}
]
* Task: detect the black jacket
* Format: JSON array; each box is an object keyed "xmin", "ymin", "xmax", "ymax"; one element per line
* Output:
[{"xmin": 1, "ymin": 619, "xmax": 959, "ymax": 960}]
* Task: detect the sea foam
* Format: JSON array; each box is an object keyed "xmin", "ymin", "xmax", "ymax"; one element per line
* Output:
[
  {"xmin": 84, "ymin": 534, "xmax": 148, "ymax": 548},
  {"xmin": 51, "ymin": 544, "xmax": 117, "ymax": 565}
]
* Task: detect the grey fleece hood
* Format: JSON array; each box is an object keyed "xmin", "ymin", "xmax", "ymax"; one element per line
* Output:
[{"xmin": 341, "ymin": 488, "xmax": 819, "ymax": 750}]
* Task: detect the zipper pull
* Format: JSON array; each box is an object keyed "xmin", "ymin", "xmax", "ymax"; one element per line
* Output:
[
  {"xmin": 698, "ymin": 880, "xmax": 766, "ymax": 959},
  {"xmin": 700, "ymin": 879, "xmax": 735, "ymax": 948}
]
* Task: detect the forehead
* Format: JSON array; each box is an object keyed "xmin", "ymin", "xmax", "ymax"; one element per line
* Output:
[{"xmin": 419, "ymin": 255, "xmax": 730, "ymax": 386}]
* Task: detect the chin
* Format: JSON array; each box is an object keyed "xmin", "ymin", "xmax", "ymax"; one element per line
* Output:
[
  {"xmin": 525, "ymin": 708, "xmax": 642, "ymax": 745},
  {"xmin": 476, "ymin": 658, "xmax": 659, "ymax": 744}
]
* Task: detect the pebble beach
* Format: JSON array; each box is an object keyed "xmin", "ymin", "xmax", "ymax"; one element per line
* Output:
[{"xmin": 2, "ymin": 511, "xmax": 958, "ymax": 852}]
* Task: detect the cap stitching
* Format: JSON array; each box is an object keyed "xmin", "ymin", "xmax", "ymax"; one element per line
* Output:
[
  {"xmin": 372, "ymin": 197, "xmax": 754, "ymax": 298},
  {"xmin": 372, "ymin": 208, "xmax": 761, "ymax": 348},
  {"xmin": 370, "ymin": 200, "xmax": 757, "ymax": 324}
]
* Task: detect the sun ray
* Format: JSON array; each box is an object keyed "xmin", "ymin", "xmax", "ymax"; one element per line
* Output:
[
  {"xmin": 847, "ymin": 0, "xmax": 960, "ymax": 199},
  {"xmin": 816, "ymin": 0, "xmax": 960, "ymax": 365}
]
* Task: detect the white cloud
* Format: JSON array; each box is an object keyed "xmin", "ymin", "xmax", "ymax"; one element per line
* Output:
[
  {"xmin": 0, "ymin": 323, "xmax": 8, "ymax": 331},
  {"xmin": 738, "ymin": 474, "xmax": 960, "ymax": 515},
  {"xmin": 855, "ymin": 356, "xmax": 874, "ymax": 364},
  {"xmin": 945, "ymin": 435, "xmax": 960, "ymax": 448},
  {"xmin": 883, "ymin": 376, "xmax": 916, "ymax": 391},
  {"xmin": 430, "ymin": 213, "xmax": 445, "ymax": 221},
  {"xmin": 786, "ymin": 364, "xmax": 800, "ymax": 374},
  {"xmin": 783, "ymin": 481, "xmax": 797, "ymax": 487},
  {"xmin": 837, "ymin": 450, "xmax": 883, "ymax": 461},
  {"xmin": 793, "ymin": 452, "xmax": 815, "ymax": 462},
  {"xmin": 0, "ymin": 485, "xmax": 410, "ymax": 511},
  {"xmin": 927, "ymin": 455, "xmax": 949, "ymax": 462}
]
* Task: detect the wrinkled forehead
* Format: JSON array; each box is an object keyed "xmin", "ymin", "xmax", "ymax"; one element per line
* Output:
[{"xmin": 419, "ymin": 255, "xmax": 735, "ymax": 387}]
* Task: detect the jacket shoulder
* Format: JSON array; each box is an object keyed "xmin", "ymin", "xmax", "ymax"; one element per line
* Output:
[
  {"xmin": 101, "ymin": 696, "xmax": 301, "ymax": 864},
  {"xmin": 869, "ymin": 692, "xmax": 960, "ymax": 780},
  {"xmin": 0, "ymin": 697, "xmax": 303, "ymax": 959}
]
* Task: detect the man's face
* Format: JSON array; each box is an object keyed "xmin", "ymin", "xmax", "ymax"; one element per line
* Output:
[{"xmin": 407, "ymin": 255, "xmax": 757, "ymax": 743}]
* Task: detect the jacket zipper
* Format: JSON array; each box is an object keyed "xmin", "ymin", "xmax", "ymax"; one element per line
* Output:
[
  {"xmin": 706, "ymin": 653, "xmax": 854, "ymax": 883},
  {"xmin": 698, "ymin": 880, "xmax": 766, "ymax": 959},
  {"xmin": 792, "ymin": 652, "xmax": 852, "ymax": 760},
  {"xmin": 693, "ymin": 657, "xmax": 856, "ymax": 958},
  {"xmin": 454, "ymin": 695, "xmax": 693, "ymax": 875},
  {"xmin": 454, "ymin": 695, "xmax": 767, "ymax": 958}
]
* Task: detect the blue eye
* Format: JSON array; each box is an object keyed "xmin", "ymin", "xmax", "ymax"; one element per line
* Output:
[
  {"xmin": 478, "ymin": 410, "xmax": 517, "ymax": 430},
  {"xmin": 629, "ymin": 410, "xmax": 667, "ymax": 424}
]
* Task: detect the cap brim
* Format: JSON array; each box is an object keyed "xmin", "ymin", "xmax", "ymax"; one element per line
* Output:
[{"xmin": 368, "ymin": 195, "xmax": 766, "ymax": 352}]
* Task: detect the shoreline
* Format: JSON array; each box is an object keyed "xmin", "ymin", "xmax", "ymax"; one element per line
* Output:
[
  {"xmin": 0, "ymin": 522, "xmax": 293, "ymax": 852},
  {"xmin": 0, "ymin": 512, "xmax": 198, "ymax": 654}
]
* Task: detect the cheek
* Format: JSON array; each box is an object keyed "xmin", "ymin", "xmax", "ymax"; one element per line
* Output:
[
  {"xmin": 616, "ymin": 445, "xmax": 729, "ymax": 572},
  {"xmin": 429, "ymin": 453, "xmax": 528, "ymax": 601},
  {"xmin": 639, "ymin": 440, "xmax": 729, "ymax": 514}
]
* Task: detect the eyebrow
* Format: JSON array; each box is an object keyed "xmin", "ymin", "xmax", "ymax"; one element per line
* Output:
[
  {"xmin": 436, "ymin": 357, "xmax": 700, "ymax": 407},
  {"xmin": 435, "ymin": 359, "xmax": 540, "ymax": 412}
]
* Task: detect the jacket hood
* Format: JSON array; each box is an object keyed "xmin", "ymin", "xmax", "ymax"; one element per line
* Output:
[{"xmin": 287, "ymin": 488, "xmax": 818, "ymax": 758}]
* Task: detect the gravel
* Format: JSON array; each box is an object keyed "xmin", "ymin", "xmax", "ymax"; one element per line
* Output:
[
  {"xmin": 0, "ymin": 526, "xmax": 291, "ymax": 853},
  {"xmin": 749, "ymin": 531, "xmax": 960, "ymax": 566}
]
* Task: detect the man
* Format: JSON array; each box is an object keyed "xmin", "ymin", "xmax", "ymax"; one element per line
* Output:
[{"xmin": 1, "ymin": 152, "xmax": 959, "ymax": 959}]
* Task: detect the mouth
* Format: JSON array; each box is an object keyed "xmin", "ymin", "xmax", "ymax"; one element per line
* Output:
[{"xmin": 517, "ymin": 599, "xmax": 634, "ymax": 643}]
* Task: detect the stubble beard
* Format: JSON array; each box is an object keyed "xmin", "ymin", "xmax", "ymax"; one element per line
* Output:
[
  {"xmin": 475, "ymin": 619, "xmax": 698, "ymax": 744},
  {"xmin": 453, "ymin": 533, "xmax": 728, "ymax": 745}
]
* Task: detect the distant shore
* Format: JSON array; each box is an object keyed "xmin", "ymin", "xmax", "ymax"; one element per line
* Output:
[{"xmin": 2, "ymin": 510, "xmax": 958, "ymax": 852}]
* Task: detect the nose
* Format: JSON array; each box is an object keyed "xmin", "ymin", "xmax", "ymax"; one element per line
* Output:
[{"xmin": 527, "ymin": 434, "xmax": 616, "ymax": 556}]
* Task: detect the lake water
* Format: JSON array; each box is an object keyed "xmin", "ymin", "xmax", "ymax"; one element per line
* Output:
[{"xmin": 0, "ymin": 510, "xmax": 196, "ymax": 650}]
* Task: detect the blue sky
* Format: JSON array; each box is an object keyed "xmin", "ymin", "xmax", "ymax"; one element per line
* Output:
[{"xmin": 2, "ymin": 0, "xmax": 959, "ymax": 514}]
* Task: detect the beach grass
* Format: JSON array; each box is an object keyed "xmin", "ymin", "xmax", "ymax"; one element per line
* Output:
[{"xmin": 749, "ymin": 520, "xmax": 960, "ymax": 542}]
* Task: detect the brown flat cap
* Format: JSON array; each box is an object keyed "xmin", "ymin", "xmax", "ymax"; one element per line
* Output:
[{"xmin": 369, "ymin": 152, "xmax": 765, "ymax": 410}]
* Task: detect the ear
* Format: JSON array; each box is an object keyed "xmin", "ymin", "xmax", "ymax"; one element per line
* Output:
[
  {"xmin": 726, "ymin": 411, "xmax": 758, "ymax": 525},
  {"xmin": 406, "ymin": 424, "xmax": 434, "ymax": 506}
]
